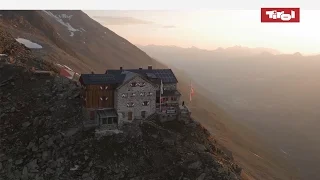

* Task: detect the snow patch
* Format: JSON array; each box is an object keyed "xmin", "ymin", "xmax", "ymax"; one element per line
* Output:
[
  {"xmin": 280, "ymin": 149, "xmax": 289, "ymax": 156},
  {"xmin": 0, "ymin": 54, "xmax": 8, "ymax": 56},
  {"xmin": 58, "ymin": 14, "xmax": 73, "ymax": 20},
  {"xmin": 253, "ymin": 153, "xmax": 263, "ymax": 159},
  {"xmin": 16, "ymin": 38, "xmax": 42, "ymax": 49},
  {"xmin": 250, "ymin": 151, "xmax": 263, "ymax": 159},
  {"xmin": 63, "ymin": 65, "xmax": 73, "ymax": 71},
  {"xmin": 43, "ymin": 10, "xmax": 83, "ymax": 37},
  {"xmin": 56, "ymin": 63, "xmax": 63, "ymax": 67}
]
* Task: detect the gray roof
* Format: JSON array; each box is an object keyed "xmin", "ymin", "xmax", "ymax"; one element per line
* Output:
[
  {"xmin": 80, "ymin": 74, "xmax": 125, "ymax": 85},
  {"xmin": 106, "ymin": 69, "xmax": 178, "ymax": 83},
  {"xmin": 121, "ymin": 71, "xmax": 139, "ymax": 82}
]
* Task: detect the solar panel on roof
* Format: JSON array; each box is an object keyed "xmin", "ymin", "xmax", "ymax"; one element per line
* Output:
[
  {"xmin": 104, "ymin": 68, "xmax": 177, "ymax": 83},
  {"xmin": 146, "ymin": 73, "xmax": 157, "ymax": 78},
  {"xmin": 104, "ymin": 76, "xmax": 115, "ymax": 80}
]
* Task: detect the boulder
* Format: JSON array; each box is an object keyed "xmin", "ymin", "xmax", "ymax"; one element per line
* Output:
[
  {"xmin": 196, "ymin": 173, "xmax": 206, "ymax": 180},
  {"xmin": 188, "ymin": 161, "xmax": 202, "ymax": 170}
]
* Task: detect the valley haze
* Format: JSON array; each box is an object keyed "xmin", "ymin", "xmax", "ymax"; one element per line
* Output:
[{"xmin": 139, "ymin": 44, "xmax": 320, "ymax": 180}]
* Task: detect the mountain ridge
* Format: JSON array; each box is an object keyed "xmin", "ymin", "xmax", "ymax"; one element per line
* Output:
[
  {"xmin": 138, "ymin": 44, "xmax": 320, "ymax": 57},
  {"xmin": 138, "ymin": 44, "xmax": 283, "ymax": 56}
]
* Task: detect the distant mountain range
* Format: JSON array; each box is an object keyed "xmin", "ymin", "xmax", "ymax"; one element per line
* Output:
[{"xmin": 138, "ymin": 44, "xmax": 282, "ymax": 57}]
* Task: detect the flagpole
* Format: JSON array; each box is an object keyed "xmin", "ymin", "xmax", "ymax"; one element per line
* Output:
[
  {"xmin": 189, "ymin": 79, "xmax": 192, "ymax": 103},
  {"xmin": 160, "ymin": 79, "xmax": 162, "ymax": 112},
  {"xmin": 160, "ymin": 90, "xmax": 162, "ymax": 112}
]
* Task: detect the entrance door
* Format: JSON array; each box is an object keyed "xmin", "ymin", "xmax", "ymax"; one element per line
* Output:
[
  {"xmin": 141, "ymin": 111, "xmax": 146, "ymax": 118},
  {"xmin": 128, "ymin": 112, "xmax": 133, "ymax": 120}
]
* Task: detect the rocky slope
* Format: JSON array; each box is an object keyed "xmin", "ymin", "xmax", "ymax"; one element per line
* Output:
[
  {"xmin": 0, "ymin": 12, "xmax": 243, "ymax": 180},
  {"xmin": 0, "ymin": 63, "xmax": 242, "ymax": 179}
]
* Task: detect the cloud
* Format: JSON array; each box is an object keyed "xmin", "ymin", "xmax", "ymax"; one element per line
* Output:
[
  {"xmin": 162, "ymin": 25, "xmax": 176, "ymax": 28},
  {"xmin": 92, "ymin": 16, "xmax": 154, "ymax": 25}
]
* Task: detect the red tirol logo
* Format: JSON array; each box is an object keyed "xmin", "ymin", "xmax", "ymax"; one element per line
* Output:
[{"xmin": 261, "ymin": 8, "xmax": 300, "ymax": 23}]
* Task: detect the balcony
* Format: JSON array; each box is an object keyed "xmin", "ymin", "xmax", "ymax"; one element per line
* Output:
[
  {"xmin": 156, "ymin": 102, "xmax": 179, "ymax": 107},
  {"xmin": 156, "ymin": 106, "xmax": 179, "ymax": 115}
]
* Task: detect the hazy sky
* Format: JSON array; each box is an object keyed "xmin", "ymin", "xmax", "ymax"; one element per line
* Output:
[{"xmin": 85, "ymin": 10, "xmax": 320, "ymax": 55}]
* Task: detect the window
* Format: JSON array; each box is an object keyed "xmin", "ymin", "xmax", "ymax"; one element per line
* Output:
[
  {"xmin": 127, "ymin": 102, "xmax": 134, "ymax": 107},
  {"xmin": 100, "ymin": 96, "xmax": 108, "ymax": 101},
  {"xmin": 90, "ymin": 111, "xmax": 95, "ymax": 120},
  {"xmin": 140, "ymin": 82, "xmax": 146, "ymax": 87},
  {"xmin": 102, "ymin": 118, "xmax": 117, "ymax": 125},
  {"xmin": 122, "ymin": 93, "xmax": 128, "ymax": 98},
  {"xmin": 113, "ymin": 118, "xmax": 118, "ymax": 124},
  {"xmin": 130, "ymin": 82, "xmax": 137, "ymax": 87},
  {"xmin": 131, "ymin": 93, "xmax": 136, "ymax": 97},
  {"xmin": 100, "ymin": 86, "xmax": 108, "ymax": 90},
  {"xmin": 141, "ymin": 111, "xmax": 146, "ymax": 118},
  {"xmin": 140, "ymin": 92, "xmax": 145, "ymax": 96},
  {"xmin": 171, "ymin": 97, "xmax": 177, "ymax": 101},
  {"xmin": 142, "ymin": 101, "xmax": 150, "ymax": 106},
  {"xmin": 102, "ymin": 118, "xmax": 107, "ymax": 124}
]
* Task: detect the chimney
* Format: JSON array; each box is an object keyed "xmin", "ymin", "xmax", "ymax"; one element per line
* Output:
[
  {"xmin": 148, "ymin": 65, "xmax": 152, "ymax": 70},
  {"xmin": 120, "ymin": 67, "xmax": 123, "ymax": 70},
  {"xmin": 139, "ymin": 67, "xmax": 142, "ymax": 70}
]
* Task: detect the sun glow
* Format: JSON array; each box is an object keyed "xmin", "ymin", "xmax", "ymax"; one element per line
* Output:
[{"xmin": 86, "ymin": 10, "xmax": 320, "ymax": 54}]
